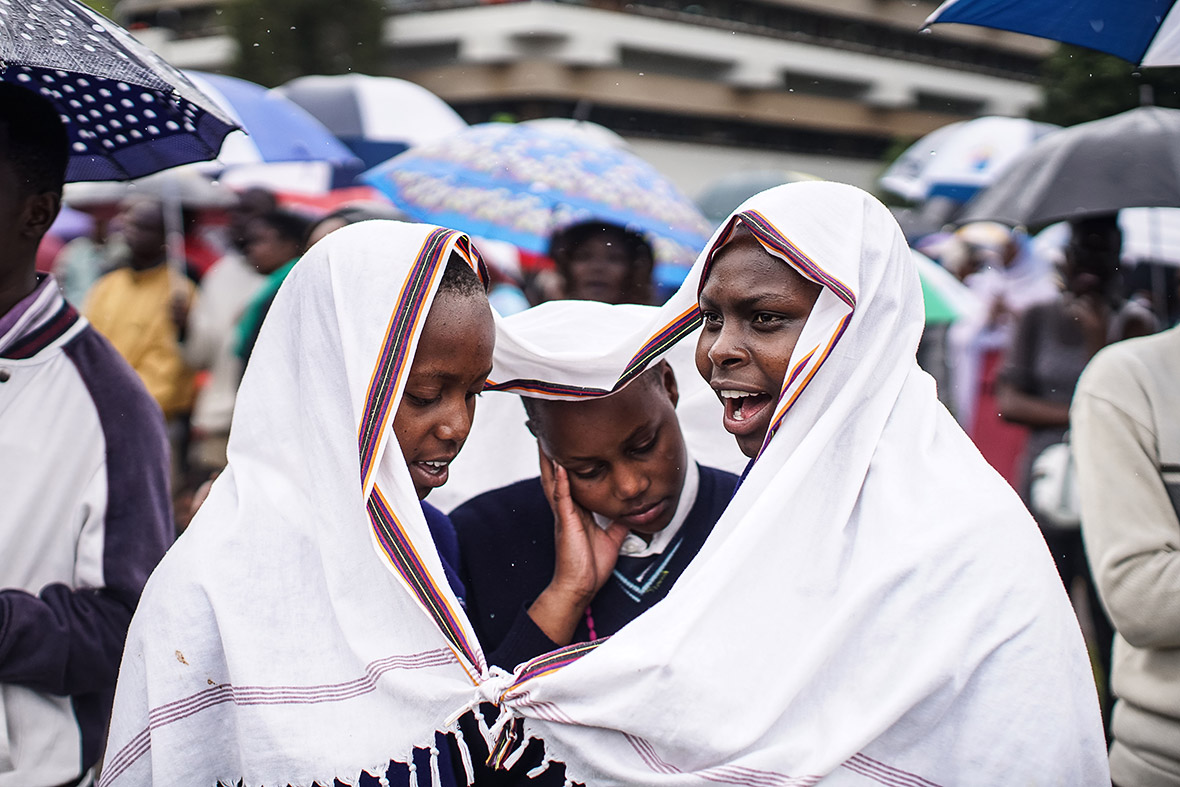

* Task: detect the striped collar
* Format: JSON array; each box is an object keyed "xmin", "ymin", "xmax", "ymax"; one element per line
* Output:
[{"xmin": 0, "ymin": 276, "xmax": 78, "ymax": 360}]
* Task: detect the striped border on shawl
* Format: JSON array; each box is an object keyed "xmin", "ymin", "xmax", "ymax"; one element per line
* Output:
[
  {"xmin": 0, "ymin": 301, "xmax": 79, "ymax": 359},
  {"xmin": 97, "ymin": 648, "xmax": 457, "ymax": 786},
  {"xmin": 506, "ymin": 639, "xmax": 607, "ymax": 694},
  {"xmin": 483, "ymin": 379, "xmax": 613, "ymax": 397},
  {"xmin": 483, "ymin": 304, "xmax": 700, "ymax": 400},
  {"xmin": 368, "ymin": 486, "xmax": 483, "ymax": 678},
  {"xmin": 759, "ymin": 311, "xmax": 853, "ymax": 454},
  {"xmin": 357, "ymin": 227, "xmax": 454, "ymax": 490},
  {"xmin": 739, "ymin": 210, "xmax": 856, "ymax": 308},
  {"xmin": 840, "ymin": 753, "xmax": 943, "ymax": 787},
  {"xmin": 624, "ymin": 733, "xmax": 822, "ymax": 786}
]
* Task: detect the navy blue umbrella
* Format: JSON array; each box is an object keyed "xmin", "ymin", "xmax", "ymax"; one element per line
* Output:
[
  {"xmin": 925, "ymin": 0, "xmax": 1180, "ymax": 67},
  {"xmin": 0, "ymin": 0, "xmax": 237, "ymax": 182}
]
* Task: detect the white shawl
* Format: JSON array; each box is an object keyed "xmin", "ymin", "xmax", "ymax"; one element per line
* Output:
[{"xmin": 104, "ymin": 186, "xmax": 1108, "ymax": 786}]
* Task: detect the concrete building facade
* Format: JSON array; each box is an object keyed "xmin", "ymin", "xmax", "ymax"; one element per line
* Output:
[{"xmin": 115, "ymin": 0, "xmax": 1051, "ymax": 199}]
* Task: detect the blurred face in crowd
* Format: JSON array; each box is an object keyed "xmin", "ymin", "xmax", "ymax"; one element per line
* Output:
[
  {"xmin": 1064, "ymin": 220, "xmax": 1120, "ymax": 299},
  {"xmin": 245, "ymin": 217, "xmax": 301, "ymax": 275},
  {"xmin": 392, "ymin": 288, "xmax": 495, "ymax": 500},
  {"xmin": 229, "ymin": 187, "xmax": 276, "ymax": 252},
  {"xmin": 120, "ymin": 199, "xmax": 167, "ymax": 270},
  {"xmin": 696, "ymin": 232, "xmax": 823, "ymax": 457},
  {"xmin": 529, "ymin": 362, "xmax": 686, "ymax": 536},
  {"xmin": 563, "ymin": 231, "xmax": 634, "ymax": 303}
]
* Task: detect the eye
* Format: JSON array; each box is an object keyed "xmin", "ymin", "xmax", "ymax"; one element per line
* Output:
[
  {"xmin": 701, "ymin": 310, "xmax": 722, "ymax": 327},
  {"xmin": 752, "ymin": 312, "xmax": 784, "ymax": 326},
  {"xmin": 629, "ymin": 436, "xmax": 658, "ymax": 456},
  {"xmin": 570, "ymin": 464, "xmax": 605, "ymax": 480},
  {"xmin": 404, "ymin": 392, "xmax": 439, "ymax": 406}
]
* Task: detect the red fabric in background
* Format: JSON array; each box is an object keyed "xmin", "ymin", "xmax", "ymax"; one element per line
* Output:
[{"xmin": 970, "ymin": 348, "xmax": 1027, "ymax": 490}]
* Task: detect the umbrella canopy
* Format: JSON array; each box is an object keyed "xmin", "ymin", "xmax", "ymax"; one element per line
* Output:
[
  {"xmin": 695, "ymin": 169, "xmax": 823, "ymax": 227},
  {"xmin": 62, "ymin": 164, "xmax": 237, "ymax": 209},
  {"xmin": 0, "ymin": 0, "xmax": 236, "ymax": 181},
  {"xmin": 275, "ymin": 74, "xmax": 468, "ymax": 171},
  {"xmin": 360, "ymin": 122, "xmax": 713, "ymax": 268},
  {"xmin": 182, "ymin": 71, "xmax": 359, "ymax": 169},
  {"xmin": 519, "ymin": 118, "xmax": 629, "ymax": 150},
  {"xmin": 879, "ymin": 117, "xmax": 1059, "ymax": 204},
  {"xmin": 925, "ymin": 0, "xmax": 1180, "ymax": 68},
  {"xmin": 956, "ymin": 106, "xmax": 1180, "ymax": 228}
]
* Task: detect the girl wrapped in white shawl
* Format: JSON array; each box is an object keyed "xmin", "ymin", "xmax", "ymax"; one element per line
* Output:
[{"xmin": 103, "ymin": 185, "xmax": 1108, "ymax": 786}]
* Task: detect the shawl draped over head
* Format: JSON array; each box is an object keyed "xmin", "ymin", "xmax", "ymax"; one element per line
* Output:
[{"xmin": 103, "ymin": 187, "xmax": 1108, "ymax": 787}]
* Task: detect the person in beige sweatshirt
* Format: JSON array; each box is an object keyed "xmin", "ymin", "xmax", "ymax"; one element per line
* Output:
[{"xmin": 1073, "ymin": 323, "xmax": 1180, "ymax": 787}]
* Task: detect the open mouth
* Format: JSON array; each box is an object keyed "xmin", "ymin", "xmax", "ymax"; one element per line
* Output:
[
  {"xmin": 409, "ymin": 459, "xmax": 451, "ymax": 491},
  {"xmin": 719, "ymin": 390, "xmax": 773, "ymax": 426}
]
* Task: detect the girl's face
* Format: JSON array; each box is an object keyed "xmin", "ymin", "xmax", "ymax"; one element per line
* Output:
[
  {"xmin": 532, "ymin": 363, "xmax": 687, "ymax": 536},
  {"xmin": 393, "ymin": 289, "xmax": 495, "ymax": 499},
  {"xmin": 696, "ymin": 234, "xmax": 823, "ymax": 458}
]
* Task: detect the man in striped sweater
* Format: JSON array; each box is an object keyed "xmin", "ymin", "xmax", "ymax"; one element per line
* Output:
[{"xmin": 0, "ymin": 84, "xmax": 173, "ymax": 787}]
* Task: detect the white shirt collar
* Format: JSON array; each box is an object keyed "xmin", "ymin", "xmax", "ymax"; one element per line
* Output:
[{"xmin": 593, "ymin": 448, "xmax": 701, "ymax": 559}]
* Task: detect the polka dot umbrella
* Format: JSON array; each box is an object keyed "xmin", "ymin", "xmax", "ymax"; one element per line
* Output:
[{"xmin": 0, "ymin": 0, "xmax": 238, "ymax": 182}]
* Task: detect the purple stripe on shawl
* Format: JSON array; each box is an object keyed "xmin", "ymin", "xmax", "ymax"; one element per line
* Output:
[
  {"xmin": 841, "ymin": 753, "xmax": 943, "ymax": 787},
  {"xmin": 358, "ymin": 228, "xmax": 452, "ymax": 483},
  {"xmin": 98, "ymin": 649, "xmax": 456, "ymax": 785},
  {"xmin": 625, "ymin": 733, "xmax": 823, "ymax": 786},
  {"xmin": 368, "ymin": 488, "xmax": 481, "ymax": 670},
  {"xmin": 740, "ymin": 210, "xmax": 857, "ymax": 308}
]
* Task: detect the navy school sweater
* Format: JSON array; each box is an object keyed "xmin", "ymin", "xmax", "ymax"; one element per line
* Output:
[{"xmin": 447, "ymin": 464, "xmax": 738, "ymax": 786}]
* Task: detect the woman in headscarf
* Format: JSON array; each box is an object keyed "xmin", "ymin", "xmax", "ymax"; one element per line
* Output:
[
  {"xmin": 475, "ymin": 181, "xmax": 1108, "ymax": 783},
  {"xmin": 101, "ymin": 221, "xmax": 494, "ymax": 786}
]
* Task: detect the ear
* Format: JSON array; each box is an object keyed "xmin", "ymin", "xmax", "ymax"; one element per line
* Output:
[
  {"xmin": 21, "ymin": 191, "xmax": 60, "ymax": 242},
  {"xmin": 659, "ymin": 360, "xmax": 679, "ymax": 408}
]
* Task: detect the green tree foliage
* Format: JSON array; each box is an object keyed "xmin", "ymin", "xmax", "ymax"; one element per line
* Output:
[
  {"xmin": 227, "ymin": 0, "xmax": 386, "ymax": 87},
  {"xmin": 1034, "ymin": 45, "xmax": 1180, "ymax": 126}
]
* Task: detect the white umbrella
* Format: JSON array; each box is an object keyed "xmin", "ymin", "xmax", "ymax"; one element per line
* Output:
[
  {"xmin": 275, "ymin": 74, "xmax": 468, "ymax": 171},
  {"xmin": 880, "ymin": 116, "xmax": 1059, "ymax": 203}
]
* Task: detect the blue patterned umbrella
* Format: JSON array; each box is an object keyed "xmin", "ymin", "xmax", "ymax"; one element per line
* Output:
[
  {"xmin": 0, "ymin": 0, "xmax": 237, "ymax": 181},
  {"xmin": 361, "ymin": 122, "xmax": 712, "ymax": 268}
]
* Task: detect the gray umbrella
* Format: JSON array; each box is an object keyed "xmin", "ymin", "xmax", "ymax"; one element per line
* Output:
[{"xmin": 957, "ymin": 106, "xmax": 1180, "ymax": 228}]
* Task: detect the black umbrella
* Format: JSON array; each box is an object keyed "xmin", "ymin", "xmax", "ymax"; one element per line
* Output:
[
  {"xmin": 957, "ymin": 106, "xmax": 1180, "ymax": 228},
  {"xmin": 0, "ymin": 0, "xmax": 237, "ymax": 181}
]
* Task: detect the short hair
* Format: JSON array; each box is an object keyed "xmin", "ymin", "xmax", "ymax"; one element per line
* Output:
[
  {"xmin": 0, "ymin": 83, "xmax": 68, "ymax": 197},
  {"xmin": 522, "ymin": 363, "xmax": 664, "ymax": 439},
  {"xmin": 303, "ymin": 202, "xmax": 407, "ymax": 248},
  {"xmin": 437, "ymin": 253, "xmax": 486, "ymax": 299},
  {"xmin": 253, "ymin": 209, "xmax": 311, "ymax": 246},
  {"xmin": 548, "ymin": 221, "xmax": 653, "ymax": 269}
]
